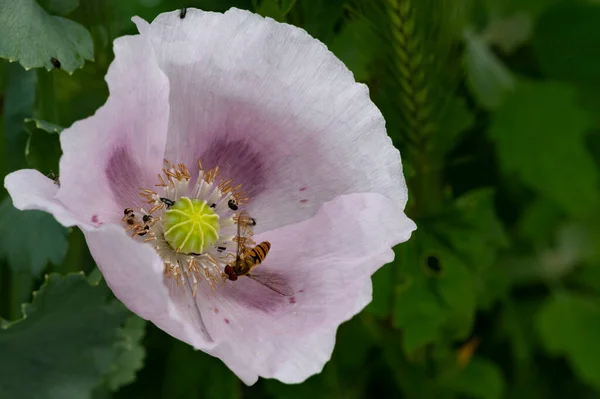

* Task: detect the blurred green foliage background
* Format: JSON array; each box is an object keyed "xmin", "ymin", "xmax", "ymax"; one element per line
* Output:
[{"xmin": 1, "ymin": 0, "xmax": 600, "ymax": 398}]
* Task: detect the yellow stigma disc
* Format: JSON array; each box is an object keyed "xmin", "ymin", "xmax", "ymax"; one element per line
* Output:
[{"xmin": 163, "ymin": 197, "xmax": 220, "ymax": 254}]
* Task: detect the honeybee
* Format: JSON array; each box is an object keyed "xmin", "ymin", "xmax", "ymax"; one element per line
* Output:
[{"xmin": 224, "ymin": 211, "xmax": 294, "ymax": 297}]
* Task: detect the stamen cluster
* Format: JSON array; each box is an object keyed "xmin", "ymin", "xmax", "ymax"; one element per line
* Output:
[{"xmin": 121, "ymin": 160, "xmax": 252, "ymax": 294}]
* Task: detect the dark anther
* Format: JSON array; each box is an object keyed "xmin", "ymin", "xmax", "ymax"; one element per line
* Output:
[
  {"xmin": 217, "ymin": 246, "xmax": 226, "ymax": 253},
  {"xmin": 210, "ymin": 203, "xmax": 216, "ymax": 208},
  {"xmin": 179, "ymin": 7, "xmax": 187, "ymax": 19},
  {"xmin": 228, "ymin": 199, "xmax": 238, "ymax": 211},
  {"xmin": 142, "ymin": 214, "xmax": 152, "ymax": 223},
  {"xmin": 124, "ymin": 208, "xmax": 133, "ymax": 215},
  {"xmin": 249, "ymin": 218, "xmax": 256, "ymax": 226},
  {"xmin": 160, "ymin": 197, "xmax": 175, "ymax": 208},
  {"xmin": 190, "ymin": 252, "xmax": 200, "ymax": 256},
  {"xmin": 50, "ymin": 57, "xmax": 61, "ymax": 69}
]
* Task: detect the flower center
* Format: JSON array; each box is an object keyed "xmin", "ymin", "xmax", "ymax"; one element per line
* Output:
[
  {"xmin": 163, "ymin": 197, "xmax": 220, "ymax": 254},
  {"xmin": 121, "ymin": 160, "xmax": 251, "ymax": 294}
]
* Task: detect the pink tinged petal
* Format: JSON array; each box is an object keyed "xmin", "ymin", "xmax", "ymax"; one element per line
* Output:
[
  {"xmin": 140, "ymin": 8, "xmax": 408, "ymax": 231},
  {"xmin": 176, "ymin": 193, "xmax": 415, "ymax": 384},
  {"xmin": 4, "ymin": 169, "xmax": 219, "ymax": 350},
  {"xmin": 4, "ymin": 169, "xmax": 88, "ymax": 228},
  {"xmin": 83, "ymin": 224, "xmax": 217, "ymax": 350},
  {"xmin": 56, "ymin": 25, "xmax": 170, "ymax": 225}
]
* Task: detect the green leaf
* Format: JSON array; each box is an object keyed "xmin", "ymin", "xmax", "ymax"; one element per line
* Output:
[
  {"xmin": 518, "ymin": 199, "xmax": 564, "ymax": 247},
  {"xmin": 464, "ymin": 29, "xmax": 514, "ymax": 109},
  {"xmin": 255, "ymin": 0, "xmax": 283, "ymax": 20},
  {"xmin": 329, "ymin": 19, "xmax": 380, "ymax": 82},
  {"xmin": 25, "ymin": 118, "xmax": 64, "ymax": 134},
  {"xmin": 3, "ymin": 62, "xmax": 36, "ymax": 172},
  {"xmin": 435, "ymin": 95, "xmax": 474, "ymax": 155},
  {"xmin": 536, "ymin": 292, "xmax": 600, "ymax": 391},
  {"xmin": 24, "ymin": 118, "xmax": 62, "ymax": 174},
  {"xmin": 162, "ymin": 340, "xmax": 240, "ymax": 399},
  {"xmin": 429, "ymin": 189, "xmax": 508, "ymax": 309},
  {"xmin": 447, "ymin": 357, "xmax": 505, "ymax": 399},
  {"xmin": 501, "ymin": 299, "xmax": 542, "ymax": 366},
  {"xmin": 392, "ymin": 239, "xmax": 447, "ymax": 334},
  {"xmin": 0, "ymin": 273, "xmax": 128, "ymax": 399},
  {"xmin": 266, "ymin": 376, "xmax": 330, "ymax": 399},
  {"xmin": 280, "ymin": 0, "xmax": 297, "ymax": 15},
  {"xmin": 0, "ymin": 197, "xmax": 68, "ymax": 276},
  {"xmin": 0, "ymin": 0, "xmax": 93, "ymax": 73},
  {"xmin": 442, "ymin": 189, "xmax": 509, "ymax": 272},
  {"xmin": 102, "ymin": 314, "xmax": 146, "ymax": 391},
  {"xmin": 421, "ymin": 235, "xmax": 477, "ymax": 339},
  {"xmin": 367, "ymin": 248, "xmax": 398, "ymax": 319},
  {"xmin": 300, "ymin": 0, "xmax": 346, "ymax": 44},
  {"xmin": 488, "ymin": 80, "xmax": 599, "ymax": 218},
  {"xmin": 38, "ymin": 0, "xmax": 79, "ymax": 15},
  {"xmin": 481, "ymin": 13, "xmax": 532, "ymax": 54},
  {"xmin": 533, "ymin": 2, "xmax": 600, "ymax": 91}
]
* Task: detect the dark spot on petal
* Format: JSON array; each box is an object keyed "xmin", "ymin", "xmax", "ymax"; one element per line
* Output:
[
  {"xmin": 91, "ymin": 214, "xmax": 99, "ymax": 223},
  {"xmin": 224, "ymin": 318, "xmax": 230, "ymax": 324},
  {"xmin": 300, "ymin": 199, "xmax": 308, "ymax": 204},
  {"xmin": 289, "ymin": 297, "xmax": 296, "ymax": 304},
  {"xmin": 299, "ymin": 187, "xmax": 307, "ymax": 192},
  {"xmin": 214, "ymin": 308, "xmax": 219, "ymax": 313},
  {"xmin": 298, "ymin": 289, "xmax": 304, "ymax": 293}
]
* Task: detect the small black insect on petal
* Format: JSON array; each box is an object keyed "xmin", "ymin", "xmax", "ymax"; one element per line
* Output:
[
  {"xmin": 179, "ymin": 7, "xmax": 187, "ymax": 19},
  {"xmin": 160, "ymin": 197, "xmax": 175, "ymax": 208},
  {"xmin": 228, "ymin": 199, "xmax": 239, "ymax": 211},
  {"xmin": 50, "ymin": 57, "xmax": 61, "ymax": 69},
  {"xmin": 210, "ymin": 203, "xmax": 216, "ymax": 208}
]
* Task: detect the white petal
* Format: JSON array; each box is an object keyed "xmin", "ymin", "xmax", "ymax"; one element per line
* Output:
[
  {"xmin": 141, "ymin": 8, "xmax": 408, "ymax": 231},
  {"xmin": 55, "ymin": 28, "xmax": 170, "ymax": 226},
  {"xmin": 4, "ymin": 169, "xmax": 86, "ymax": 228},
  {"xmin": 83, "ymin": 224, "xmax": 217, "ymax": 350},
  {"xmin": 173, "ymin": 192, "xmax": 415, "ymax": 384}
]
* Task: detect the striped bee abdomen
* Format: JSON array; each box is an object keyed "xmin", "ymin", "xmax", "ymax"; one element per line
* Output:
[{"xmin": 247, "ymin": 241, "xmax": 271, "ymax": 264}]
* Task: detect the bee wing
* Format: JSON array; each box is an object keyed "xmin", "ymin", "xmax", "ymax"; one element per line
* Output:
[
  {"xmin": 235, "ymin": 211, "xmax": 254, "ymax": 259},
  {"xmin": 247, "ymin": 272, "xmax": 295, "ymax": 297}
]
